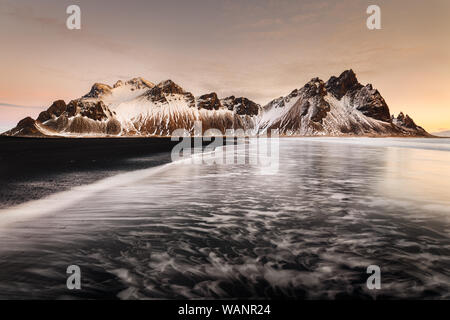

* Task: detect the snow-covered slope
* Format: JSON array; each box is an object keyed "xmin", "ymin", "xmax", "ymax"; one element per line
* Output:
[
  {"xmin": 256, "ymin": 71, "xmax": 428, "ymax": 136},
  {"xmin": 3, "ymin": 70, "xmax": 429, "ymax": 137}
]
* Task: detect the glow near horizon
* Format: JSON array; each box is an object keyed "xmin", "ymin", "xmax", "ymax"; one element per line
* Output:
[{"xmin": 0, "ymin": 0, "xmax": 449, "ymax": 132}]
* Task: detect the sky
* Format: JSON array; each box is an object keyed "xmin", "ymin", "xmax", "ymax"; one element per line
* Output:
[{"xmin": 0, "ymin": 0, "xmax": 449, "ymax": 133}]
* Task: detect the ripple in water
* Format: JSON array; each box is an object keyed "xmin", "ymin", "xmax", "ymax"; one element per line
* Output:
[{"xmin": 0, "ymin": 138, "xmax": 449, "ymax": 299}]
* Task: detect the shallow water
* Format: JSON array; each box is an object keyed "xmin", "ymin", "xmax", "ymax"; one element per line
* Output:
[{"xmin": 0, "ymin": 138, "xmax": 449, "ymax": 299}]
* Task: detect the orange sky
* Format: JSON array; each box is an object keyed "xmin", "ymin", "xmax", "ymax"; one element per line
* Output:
[{"xmin": 1, "ymin": 0, "xmax": 449, "ymax": 133}]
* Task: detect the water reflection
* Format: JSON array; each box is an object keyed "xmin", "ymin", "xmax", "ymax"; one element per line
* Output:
[{"xmin": 0, "ymin": 138, "xmax": 448, "ymax": 299}]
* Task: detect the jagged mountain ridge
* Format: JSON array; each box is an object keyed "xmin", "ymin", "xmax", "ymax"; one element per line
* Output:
[{"xmin": 3, "ymin": 70, "xmax": 429, "ymax": 137}]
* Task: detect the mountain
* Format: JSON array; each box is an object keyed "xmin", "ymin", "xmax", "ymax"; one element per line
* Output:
[
  {"xmin": 2, "ymin": 70, "xmax": 430, "ymax": 137},
  {"xmin": 431, "ymin": 130, "xmax": 450, "ymax": 137}
]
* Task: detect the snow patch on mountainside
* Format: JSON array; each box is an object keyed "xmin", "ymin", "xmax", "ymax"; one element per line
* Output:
[{"xmin": 2, "ymin": 70, "xmax": 430, "ymax": 137}]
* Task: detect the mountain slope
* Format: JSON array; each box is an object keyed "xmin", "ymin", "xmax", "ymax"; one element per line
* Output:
[
  {"xmin": 3, "ymin": 70, "xmax": 429, "ymax": 137},
  {"xmin": 257, "ymin": 70, "xmax": 428, "ymax": 136}
]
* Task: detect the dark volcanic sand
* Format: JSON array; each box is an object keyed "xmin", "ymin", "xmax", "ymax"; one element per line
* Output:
[
  {"xmin": 0, "ymin": 137, "xmax": 448, "ymax": 299},
  {"xmin": 0, "ymin": 137, "xmax": 215, "ymax": 208}
]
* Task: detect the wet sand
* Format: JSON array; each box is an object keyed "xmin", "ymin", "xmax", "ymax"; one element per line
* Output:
[
  {"xmin": 0, "ymin": 137, "xmax": 215, "ymax": 208},
  {"xmin": 0, "ymin": 137, "xmax": 448, "ymax": 299}
]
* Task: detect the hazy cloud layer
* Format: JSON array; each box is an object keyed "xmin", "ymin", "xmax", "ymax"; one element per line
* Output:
[{"xmin": 0, "ymin": 0, "xmax": 449, "ymax": 131}]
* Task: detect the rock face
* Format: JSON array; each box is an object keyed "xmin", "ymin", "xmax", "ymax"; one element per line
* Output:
[
  {"xmin": 257, "ymin": 70, "xmax": 428, "ymax": 136},
  {"xmin": 36, "ymin": 100, "xmax": 67, "ymax": 123},
  {"xmin": 326, "ymin": 70, "xmax": 391, "ymax": 122},
  {"xmin": 83, "ymin": 83, "xmax": 113, "ymax": 99},
  {"xmin": 145, "ymin": 80, "xmax": 195, "ymax": 107},
  {"xmin": 325, "ymin": 69, "xmax": 363, "ymax": 100},
  {"xmin": 258, "ymin": 78, "xmax": 332, "ymax": 134},
  {"xmin": 10, "ymin": 117, "xmax": 43, "ymax": 136},
  {"xmin": 2, "ymin": 70, "xmax": 430, "ymax": 137},
  {"xmin": 392, "ymin": 112, "xmax": 421, "ymax": 130},
  {"xmin": 197, "ymin": 93, "xmax": 222, "ymax": 110},
  {"xmin": 222, "ymin": 96, "xmax": 260, "ymax": 116}
]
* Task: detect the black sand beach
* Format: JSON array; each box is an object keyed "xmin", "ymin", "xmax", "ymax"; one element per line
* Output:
[
  {"xmin": 0, "ymin": 137, "xmax": 448, "ymax": 299},
  {"xmin": 0, "ymin": 136, "xmax": 217, "ymax": 208}
]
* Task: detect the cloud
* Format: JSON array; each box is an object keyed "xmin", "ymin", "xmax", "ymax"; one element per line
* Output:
[
  {"xmin": 0, "ymin": 103, "xmax": 42, "ymax": 109},
  {"xmin": 1, "ymin": 0, "xmax": 131, "ymax": 55}
]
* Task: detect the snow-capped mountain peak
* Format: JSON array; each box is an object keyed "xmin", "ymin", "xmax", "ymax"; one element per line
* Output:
[{"xmin": 3, "ymin": 71, "xmax": 430, "ymax": 137}]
